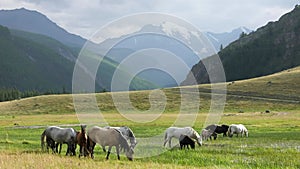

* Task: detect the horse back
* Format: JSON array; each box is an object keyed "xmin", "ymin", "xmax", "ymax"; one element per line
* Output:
[
  {"xmin": 45, "ymin": 126, "xmax": 76, "ymax": 143},
  {"xmin": 88, "ymin": 126, "xmax": 119, "ymax": 147}
]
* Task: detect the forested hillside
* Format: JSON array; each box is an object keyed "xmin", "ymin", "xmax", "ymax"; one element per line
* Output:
[{"xmin": 182, "ymin": 5, "xmax": 300, "ymax": 85}]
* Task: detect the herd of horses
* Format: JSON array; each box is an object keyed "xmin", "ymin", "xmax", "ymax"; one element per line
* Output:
[{"xmin": 40, "ymin": 124, "xmax": 248, "ymax": 161}]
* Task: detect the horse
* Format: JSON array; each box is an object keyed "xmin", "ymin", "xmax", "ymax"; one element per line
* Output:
[
  {"xmin": 76, "ymin": 125, "xmax": 89, "ymax": 157},
  {"xmin": 103, "ymin": 126, "xmax": 137, "ymax": 151},
  {"xmin": 87, "ymin": 126, "xmax": 134, "ymax": 161},
  {"xmin": 205, "ymin": 124, "xmax": 229, "ymax": 140},
  {"xmin": 228, "ymin": 124, "xmax": 248, "ymax": 137},
  {"xmin": 179, "ymin": 135, "xmax": 195, "ymax": 150},
  {"xmin": 163, "ymin": 127, "xmax": 202, "ymax": 148},
  {"xmin": 41, "ymin": 126, "xmax": 77, "ymax": 156},
  {"xmin": 201, "ymin": 129, "xmax": 213, "ymax": 141}
]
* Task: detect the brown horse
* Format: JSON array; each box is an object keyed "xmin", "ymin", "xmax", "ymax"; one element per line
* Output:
[{"xmin": 76, "ymin": 125, "xmax": 89, "ymax": 157}]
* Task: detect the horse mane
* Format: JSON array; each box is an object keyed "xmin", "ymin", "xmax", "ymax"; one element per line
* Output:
[
  {"xmin": 127, "ymin": 127, "xmax": 134, "ymax": 138},
  {"xmin": 191, "ymin": 128, "xmax": 200, "ymax": 138},
  {"xmin": 113, "ymin": 128, "xmax": 121, "ymax": 134},
  {"xmin": 117, "ymin": 131, "xmax": 130, "ymax": 152}
]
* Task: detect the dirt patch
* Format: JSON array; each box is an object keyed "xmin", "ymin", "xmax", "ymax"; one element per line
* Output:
[
  {"xmin": 11, "ymin": 124, "xmax": 82, "ymax": 129},
  {"xmin": 277, "ymin": 112, "xmax": 289, "ymax": 116}
]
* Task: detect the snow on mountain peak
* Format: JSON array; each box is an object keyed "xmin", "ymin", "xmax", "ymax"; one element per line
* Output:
[{"xmin": 161, "ymin": 21, "xmax": 200, "ymax": 44}]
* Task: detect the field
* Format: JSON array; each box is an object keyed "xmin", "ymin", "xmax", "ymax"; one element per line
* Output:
[{"xmin": 0, "ymin": 67, "xmax": 300, "ymax": 169}]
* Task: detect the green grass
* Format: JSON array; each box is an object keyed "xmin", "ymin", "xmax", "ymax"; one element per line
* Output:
[
  {"xmin": 0, "ymin": 112, "xmax": 299, "ymax": 168},
  {"xmin": 0, "ymin": 67, "xmax": 300, "ymax": 168}
]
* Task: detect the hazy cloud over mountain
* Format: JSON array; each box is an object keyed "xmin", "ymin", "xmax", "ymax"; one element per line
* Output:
[{"xmin": 1, "ymin": 0, "xmax": 298, "ymax": 39}]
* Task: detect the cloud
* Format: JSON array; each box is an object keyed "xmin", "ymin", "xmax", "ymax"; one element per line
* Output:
[{"xmin": 0, "ymin": 0, "xmax": 299, "ymax": 38}]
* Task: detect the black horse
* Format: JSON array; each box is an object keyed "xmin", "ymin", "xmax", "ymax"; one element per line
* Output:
[
  {"xmin": 179, "ymin": 135, "xmax": 195, "ymax": 149},
  {"xmin": 205, "ymin": 124, "xmax": 229, "ymax": 140}
]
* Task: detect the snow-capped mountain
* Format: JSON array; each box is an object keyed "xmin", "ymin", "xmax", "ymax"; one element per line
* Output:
[{"xmin": 97, "ymin": 24, "xmax": 252, "ymax": 87}]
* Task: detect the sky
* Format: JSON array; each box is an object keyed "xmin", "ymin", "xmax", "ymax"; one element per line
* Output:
[{"xmin": 0, "ymin": 0, "xmax": 299, "ymax": 39}]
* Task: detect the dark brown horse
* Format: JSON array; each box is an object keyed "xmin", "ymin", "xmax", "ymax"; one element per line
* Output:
[{"xmin": 76, "ymin": 125, "xmax": 89, "ymax": 157}]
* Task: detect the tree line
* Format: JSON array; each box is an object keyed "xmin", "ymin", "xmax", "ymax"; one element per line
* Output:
[{"xmin": 0, "ymin": 87, "xmax": 68, "ymax": 102}]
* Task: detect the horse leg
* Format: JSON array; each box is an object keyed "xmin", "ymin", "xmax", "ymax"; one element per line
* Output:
[
  {"xmin": 78, "ymin": 145, "xmax": 82, "ymax": 158},
  {"xmin": 84, "ymin": 146, "xmax": 89, "ymax": 157},
  {"xmin": 116, "ymin": 145, "xmax": 120, "ymax": 160},
  {"xmin": 73, "ymin": 143, "xmax": 76, "ymax": 156},
  {"xmin": 90, "ymin": 142, "xmax": 96, "ymax": 159},
  {"xmin": 102, "ymin": 145, "xmax": 106, "ymax": 152},
  {"xmin": 60, "ymin": 144, "xmax": 63, "ymax": 154},
  {"xmin": 66, "ymin": 143, "xmax": 71, "ymax": 156},
  {"xmin": 106, "ymin": 146, "xmax": 112, "ymax": 160},
  {"xmin": 168, "ymin": 137, "xmax": 172, "ymax": 148},
  {"xmin": 55, "ymin": 143, "xmax": 59, "ymax": 153},
  {"xmin": 212, "ymin": 132, "xmax": 217, "ymax": 140}
]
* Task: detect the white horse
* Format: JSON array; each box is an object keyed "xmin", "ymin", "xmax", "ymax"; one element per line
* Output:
[
  {"xmin": 163, "ymin": 127, "xmax": 202, "ymax": 148},
  {"xmin": 87, "ymin": 126, "xmax": 134, "ymax": 161},
  {"xmin": 41, "ymin": 126, "xmax": 77, "ymax": 155},
  {"xmin": 201, "ymin": 129, "xmax": 213, "ymax": 141},
  {"xmin": 104, "ymin": 126, "xmax": 137, "ymax": 150},
  {"xmin": 228, "ymin": 124, "xmax": 248, "ymax": 137}
]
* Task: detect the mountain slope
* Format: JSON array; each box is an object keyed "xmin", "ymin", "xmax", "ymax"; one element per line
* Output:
[
  {"xmin": 0, "ymin": 8, "xmax": 85, "ymax": 48},
  {"xmin": 1, "ymin": 66, "xmax": 300, "ymax": 116},
  {"xmin": 0, "ymin": 25, "xmax": 74, "ymax": 92},
  {"xmin": 182, "ymin": 5, "xmax": 300, "ymax": 85},
  {"xmin": 0, "ymin": 25, "xmax": 155, "ymax": 92}
]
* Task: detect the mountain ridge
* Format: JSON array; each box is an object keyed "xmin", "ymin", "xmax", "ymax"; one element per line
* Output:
[
  {"xmin": 0, "ymin": 8, "xmax": 86, "ymax": 48},
  {"xmin": 182, "ymin": 5, "xmax": 300, "ymax": 86}
]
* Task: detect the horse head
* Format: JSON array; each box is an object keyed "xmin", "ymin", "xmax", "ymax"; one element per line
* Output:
[
  {"xmin": 191, "ymin": 129, "xmax": 202, "ymax": 146},
  {"xmin": 125, "ymin": 147, "xmax": 134, "ymax": 161},
  {"xmin": 196, "ymin": 137, "xmax": 202, "ymax": 146}
]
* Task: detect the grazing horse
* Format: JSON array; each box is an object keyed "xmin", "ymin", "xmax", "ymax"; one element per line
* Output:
[
  {"xmin": 163, "ymin": 127, "xmax": 202, "ymax": 148},
  {"xmin": 41, "ymin": 126, "xmax": 77, "ymax": 156},
  {"xmin": 228, "ymin": 124, "xmax": 248, "ymax": 137},
  {"xmin": 103, "ymin": 126, "xmax": 137, "ymax": 151},
  {"xmin": 87, "ymin": 126, "xmax": 134, "ymax": 161},
  {"xmin": 205, "ymin": 124, "xmax": 229, "ymax": 140},
  {"xmin": 179, "ymin": 135, "xmax": 195, "ymax": 149},
  {"xmin": 201, "ymin": 129, "xmax": 213, "ymax": 141},
  {"xmin": 76, "ymin": 125, "xmax": 89, "ymax": 157}
]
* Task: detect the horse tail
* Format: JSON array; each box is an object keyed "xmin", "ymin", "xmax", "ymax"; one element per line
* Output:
[{"xmin": 41, "ymin": 129, "xmax": 46, "ymax": 151}]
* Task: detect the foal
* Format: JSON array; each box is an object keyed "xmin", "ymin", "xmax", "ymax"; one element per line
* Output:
[
  {"xmin": 179, "ymin": 135, "xmax": 195, "ymax": 149},
  {"xmin": 76, "ymin": 125, "xmax": 89, "ymax": 157}
]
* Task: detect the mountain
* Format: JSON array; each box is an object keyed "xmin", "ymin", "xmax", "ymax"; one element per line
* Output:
[
  {"xmin": 97, "ymin": 23, "xmax": 249, "ymax": 87},
  {"xmin": 0, "ymin": 25, "xmax": 75, "ymax": 92},
  {"xmin": 182, "ymin": 5, "xmax": 300, "ymax": 85},
  {"xmin": 0, "ymin": 25, "xmax": 155, "ymax": 93},
  {"xmin": 0, "ymin": 8, "xmax": 86, "ymax": 48},
  {"xmin": 205, "ymin": 27, "xmax": 252, "ymax": 51}
]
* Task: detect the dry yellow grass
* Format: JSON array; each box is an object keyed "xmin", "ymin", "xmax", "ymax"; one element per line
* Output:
[{"xmin": 0, "ymin": 152, "xmax": 206, "ymax": 169}]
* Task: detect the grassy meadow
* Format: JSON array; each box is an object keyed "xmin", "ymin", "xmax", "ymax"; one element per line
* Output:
[{"xmin": 0, "ymin": 67, "xmax": 300, "ymax": 168}]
